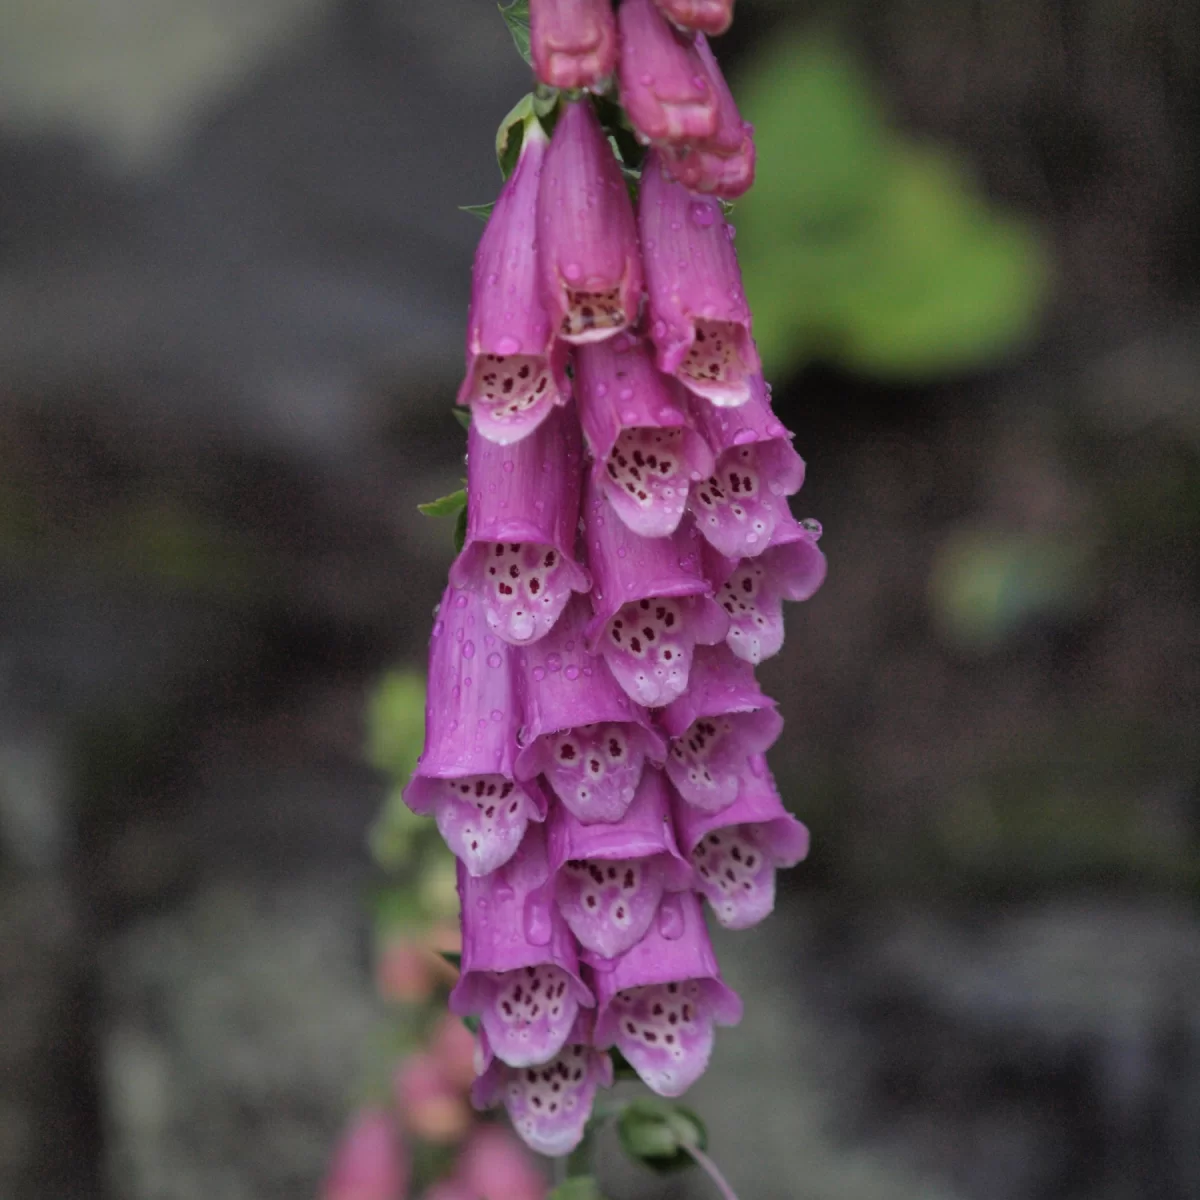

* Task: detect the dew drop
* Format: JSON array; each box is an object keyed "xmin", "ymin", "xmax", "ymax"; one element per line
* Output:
[
  {"xmin": 564, "ymin": 666, "xmax": 579, "ymax": 681},
  {"xmin": 690, "ymin": 201, "xmax": 715, "ymax": 228},
  {"xmin": 495, "ymin": 335, "xmax": 520, "ymax": 355},
  {"xmin": 462, "ymin": 640, "xmax": 476, "ymax": 660},
  {"xmin": 487, "ymin": 652, "xmax": 503, "ymax": 668},
  {"xmin": 524, "ymin": 896, "xmax": 553, "ymax": 946},
  {"xmin": 657, "ymin": 894, "xmax": 686, "ymax": 940}
]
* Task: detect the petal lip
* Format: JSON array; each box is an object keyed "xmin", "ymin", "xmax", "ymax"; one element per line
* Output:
[
  {"xmin": 457, "ymin": 121, "xmax": 570, "ymax": 443},
  {"xmin": 588, "ymin": 890, "xmax": 743, "ymax": 1037},
  {"xmin": 530, "ymin": 0, "xmax": 618, "ymax": 91},
  {"xmin": 672, "ymin": 753, "xmax": 811, "ymax": 866},
  {"xmin": 638, "ymin": 152, "xmax": 759, "ymax": 404},
  {"xmin": 618, "ymin": 0, "xmax": 719, "ymax": 146},
  {"xmin": 537, "ymin": 100, "xmax": 643, "ymax": 346},
  {"xmin": 652, "ymin": 0, "xmax": 735, "ymax": 36},
  {"xmin": 513, "ymin": 593, "xmax": 668, "ymax": 769},
  {"xmin": 659, "ymin": 642, "xmax": 775, "ymax": 737},
  {"xmin": 547, "ymin": 766, "xmax": 693, "ymax": 890}
]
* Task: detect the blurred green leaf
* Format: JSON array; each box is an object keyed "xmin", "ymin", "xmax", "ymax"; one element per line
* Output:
[
  {"xmin": 453, "ymin": 408, "xmax": 473, "ymax": 431},
  {"xmin": 365, "ymin": 670, "xmax": 426, "ymax": 780},
  {"xmin": 453, "ymin": 504, "xmax": 468, "ymax": 554},
  {"xmin": 417, "ymin": 489, "xmax": 467, "ymax": 518},
  {"xmin": 498, "ymin": 0, "xmax": 532, "ymax": 65},
  {"xmin": 548, "ymin": 1179, "xmax": 608, "ymax": 1200},
  {"xmin": 617, "ymin": 1098, "xmax": 706, "ymax": 1174},
  {"xmin": 459, "ymin": 202, "xmax": 495, "ymax": 222},
  {"xmin": 734, "ymin": 34, "xmax": 1047, "ymax": 381}
]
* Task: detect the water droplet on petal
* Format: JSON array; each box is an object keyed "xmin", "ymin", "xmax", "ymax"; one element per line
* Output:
[
  {"xmin": 462, "ymin": 640, "xmax": 475, "ymax": 659},
  {"xmin": 494, "ymin": 335, "xmax": 520, "ymax": 355},
  {"xmin": 487, "ymin": 652, "xmax": 503, "ymax": 668},
  {"xmin": 801, "ymin": 518, "xmax": 823, "ymax": 539},
  {"xmin": 524, "ymin": 896, "xmax": 553, "ymax": 945},
  {"xmin": 690, "ymin": 201, "xmax": 715, "ymax": 228},
  {"xmin": 657, "ymin": 894, "xmax": 686, "ymax": 939}
]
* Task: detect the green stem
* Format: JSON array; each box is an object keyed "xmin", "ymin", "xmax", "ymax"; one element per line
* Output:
[{"xmin": 685, "ymin": 1144, "xmax": 741, "ymax": 1200}]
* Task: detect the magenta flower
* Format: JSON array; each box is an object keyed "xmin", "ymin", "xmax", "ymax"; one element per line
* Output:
[
  {"xmin": 515, "ymin": 593, "xmax": 666, "ymax": 824},
  {"xmin": 538, "ymin": 100, "xmax": 643, "ymax": 345},
  {"xmin": 638, "ymin": 152, "xmax": 759, "ymax": 407},
  {"xmin": 674, "ymin": 753, "xmax": 810, "ymax": 930},
  {"xmin": 591, "ymin": 890, "xmax": 741, "ymax": 1096},
  {"xmin": 451, "ymin": 825, "xmax": 594, "ymax": 1068},
  {"xmin": 530, "ymin": 0, "xmax": 617, "ymax": 91},
  {"xmin": 457, "ymin": 119, "xmax": 569, "ymax": 445},
  {"xmin": 450, "ymin": 405, "xmax": 590, "ymax": 645},
  {"xmin": 707, "ymin": 514, "xmax": 827, "ymax": 664},
  {"xmin": 583, "ymin": 479, "xmax": 728, "ymax": 707},
  {"xmin": 322, "ymin": 1108, "xmax": 408, "ymax": 1200},
  {"xmin": 660, "ymin": 35, "xmax": 756, "ymax": 198},
  {"xmin": 548, "ymin": 766, "xmax": 693, "ymax": 959},
  {"xmin": 652, "ymin": 0, "xmax": 735, "ymax": 37},
  {"xmin": 575, "ymin": 332, "xmax": 714, "ymax": 538},
  {"xmin": 472, "ymin": 1011, "xmax": 614, "ymax": 1157},
  {"xmin": 617, "ymin": 0, "xmax": 718, "ymax": 148},
  {"xmin": 660, "ymin": 644, "xmax": 782, "ymax": 812},
  {"xmin": 403, "ymin": 586, "xmax": 547, "ymax": 876},
  {"xmin": 686, "ymin": 372, "xmax": 804, "ymax": 558}
]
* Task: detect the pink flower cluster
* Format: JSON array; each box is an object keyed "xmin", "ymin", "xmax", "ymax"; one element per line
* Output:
[{"xmin": 406, "ymin": 2, "xmax": 824, "ymax": 1159}]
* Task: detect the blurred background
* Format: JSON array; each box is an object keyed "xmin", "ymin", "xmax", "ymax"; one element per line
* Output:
[{"xmin": 2, "ymin": 0, "xmax": 1198, "ymax": 1197}]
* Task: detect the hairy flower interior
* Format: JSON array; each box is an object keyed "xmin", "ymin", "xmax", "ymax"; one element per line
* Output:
[
  {"xmin": 479, "ymin": 963, "xmax": 579, "ymax": 1068},
  {"xmin": 690, "ymin": 824, "xmax": 777, "ymax": 930},
  {"xmin": 471, "ymin": 353, "xmax": 553, "ymax": 420},
  {"xmin": 556, "ymin": 857, "xmax": 665, "ymax": 958},
  {"xmin": 690, "ymin": 444, "xmax": 785, "ymax": 558},
  {"xmin": 433, "ymin": 775, "xmax": 537, "ymax": 876},
  {"xmin": 666, "ymin": 715, "xmax": 742, "ymax": 811},
  {"xmin": 609, "ymin": 981, "xmax": 713, "ymax": 1097},
  {"xmin": 602, "ymin": 597, "xmax": 693, "ymax": 707},
  {"xmin": 500, "ymin": 1044, "xmax": 600, "ymax": 1157},
  {"xmin": 562, "ymin": 285, "xmax": 628, "ymax": 341},
  {"xmin": 679, "ymin": 320, "xmax": 751, "ymax": 404},
  {"xmin": 715, "ymin": 561, "xmax": 784, "ymax": 665},
  {"xmin": 603, "ymin": 427, "xmax": 690, "ymax": 535},
  {"xmin": 543, "ymin": 722, "xmax": 644, "ymax": 823},
  {"xmin": 479, "ymin": 541, "xmax": 573, "ymax": 644}
]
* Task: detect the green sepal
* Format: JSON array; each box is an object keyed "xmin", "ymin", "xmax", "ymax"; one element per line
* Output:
[
  {"xmin": 548, "ymin": 1178, "xmax": 609, "ymax": 1200},
  {"xmin": 438, "ymin": 950, "xmax": 462, "ymax": 970},
  {"xmin": 453, "ymin": 408, "xmax": 473, "ymax": 431},
  {"xmin": 454, "ymin": 504, "xmax": 468, "ymax": 554},
  {"xmin": 417, "ymin": 488, "xmax": 467, "ymax": 518},
  {"xmin": 460, "ymin": 1013, "xmax": 480, "ymax": 1034},
  {"xmin": 608, "ymin": 1046, "xmax": 640, "ymax": 1081},
  {"xmin": 498, "ymin": 0, "xmax": 532, "ymax": 65},
  {"xmin": 460, "ymin": 202, "xmax": 495, "ymax": 222},
  {"xmin": 616, "ymin": 1097, "xmax": 707, "ymax": 1174}
]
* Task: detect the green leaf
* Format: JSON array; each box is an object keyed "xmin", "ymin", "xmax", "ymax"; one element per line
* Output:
[
  {"xmin": 608, "ymin": 1046, "xmax": 640, "ymax": 1081},
  {"xmin": 459, "ymin": 202, "xmax": 494, "ymax": 222},
  {"xmin": 453, "ymin": 408, "xmax": 473, "ymax": 431},
  {"xmin": 461, "ymin": 1013, "xmax": 480, "ymax": 1034},
  {"xmin": 364, "ymin": 670, "xmax": 426, "ymax": 780},
  {"xmin": 548, "ymin": 1179, "xmax": 608, "ymax": 1200},
  {"xmin": 498, "ymin": 0, "xmax": 532, "ymax": 65},
  {"xmin": 616, "ymin": 1098, "xmax": 707, "ymax": 1174},
  {"xmin": 438, "ymin": 950, "xmax": 462, "ymax": 970},
  {"xmin": 417, "ymin": 489, "xmax": 467, "ymax": 518},
  {"xmin": 496, "ymin": 93, "xmax": 535, "ymax": 179},
  {"xmin": 733, "ymin": 33, "xmax": 1045, "ymax": 381}
]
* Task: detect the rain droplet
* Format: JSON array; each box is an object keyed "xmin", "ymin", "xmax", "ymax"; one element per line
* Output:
[
  {"xmin": 690, "ymin": 201, "xmax": 715, "ymax": 228},
  {"xmin": 732, "ymin": 429, "xmax": 757, "ymax": 445},
  {"xmin": 801, "ymin": 518, "xmax": 823, "ymax": 540},
  {"xmin": 491, "ymin": 709, "xmax": 504, "ymax": 722},
  {"xmin": 523, "ymin": 896, "xmax": 553, "ymax": 946},
  {"xmin": 462, "ymin": 640, "xmax": 475, "ymax": 659},
  {"xmin": 495, "ymin": 335, "xmax": 520, "ymax": 355},
  {"xmin": 454, "ymin": 594, "xmax": 469, "ymax": 608},
  {"xmin": 546, "ymin": 653, "xmax": 563, "ymax": 673},
  {"xmin": 563, "ymin": 262, "xmax": 583, "ymax": 282},
  {"xmin": 564, "ymin": 666, "xmax": 579, "ymax": 680},
  {"xmin": 657, "ymin": 894, "xmax": 686, "ymax": 939},
  {"xmin": 487, "ymin": 652, "xmax": 503, "ymax": 668},
  {"xmin": 502, "ymin": 460, "xmax": 515, "ymax": 474},
  {"xmin": 532, "ymin": 666, "xmax": 546, "ymax": 681}
]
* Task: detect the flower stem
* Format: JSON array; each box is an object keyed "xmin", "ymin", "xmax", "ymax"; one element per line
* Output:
[{"xmin": 685, "ymin": 1144, "xmax": 741, "ymax": 1200}]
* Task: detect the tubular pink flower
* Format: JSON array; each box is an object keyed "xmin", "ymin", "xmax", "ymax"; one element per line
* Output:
[
  {"xmin": 548, "ymin": 766, "xmax": 693, "ymax": 959},
  {"xmin": 638, "ymin": 152, "xmax": 759, "ymax": 407},
  {"xmin": 673, "ymin": 754, "xmax": 809, "ymax": 929},
  {"xmin": 537, "ymin": 100, "xmax": 643, "ymax": 345},
  {"xmin": 471, "ymin": 1011, "xmax": 614, "ymax": 1158},
  {"xmin": 591, "ymin": 890, "xmax": 741, "ymax": 1096},
  {"xmin": 322, "ymin": 1108, "xmax": 409, "ymax": 1200},
  {"xmin": 403, "ymin": 586, "xmax": 546, "ymax": 876},
  {"xmin": 660, "ymin": 644, "xmax": 782, "ymax": 812},
  {"xmin": 530, "ymin": 0, "xmax": 617, "ymax": 92},
  {"xmin": 575, "ymin": 332, "xmax": 714, "ymax": 538},
  {"xmin": 652, "ymin": 0, "xmax": 735, "ymax": 37},
  {"xmin": 583, "ymin": 480, "xmax": 728, "ymax": 707},
  {"xmin": 450, "ymin": 405, "xmax": 590, "ymax": 645},
  {"xmin": 686, "ymin": 373, "xmax": 804, "ymax": 559},
  {"xmin": 707, "ymin": 515, "xmax": 827, "ymax": 664},
  {"xmin": 456, "ymin": 1126, "xmax": 548, "ymax": 1200},
  {"xmin": 458, "ymin": 120, "xmax": 569, "ymax": 445},
  {"xmin": 659, "ymin": 34, "xmax": 756, "ymax": 198},
  {"xmin": 617, "ymin": 0, "xmax": 718, "ymax": 148},
  {"xmin": 515, "ymin": 593, "xmax": 666, "ymax": 824},
  {"xmin": 451, "ymin": 825, "xmax": 594, "ymax": 1068}
]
